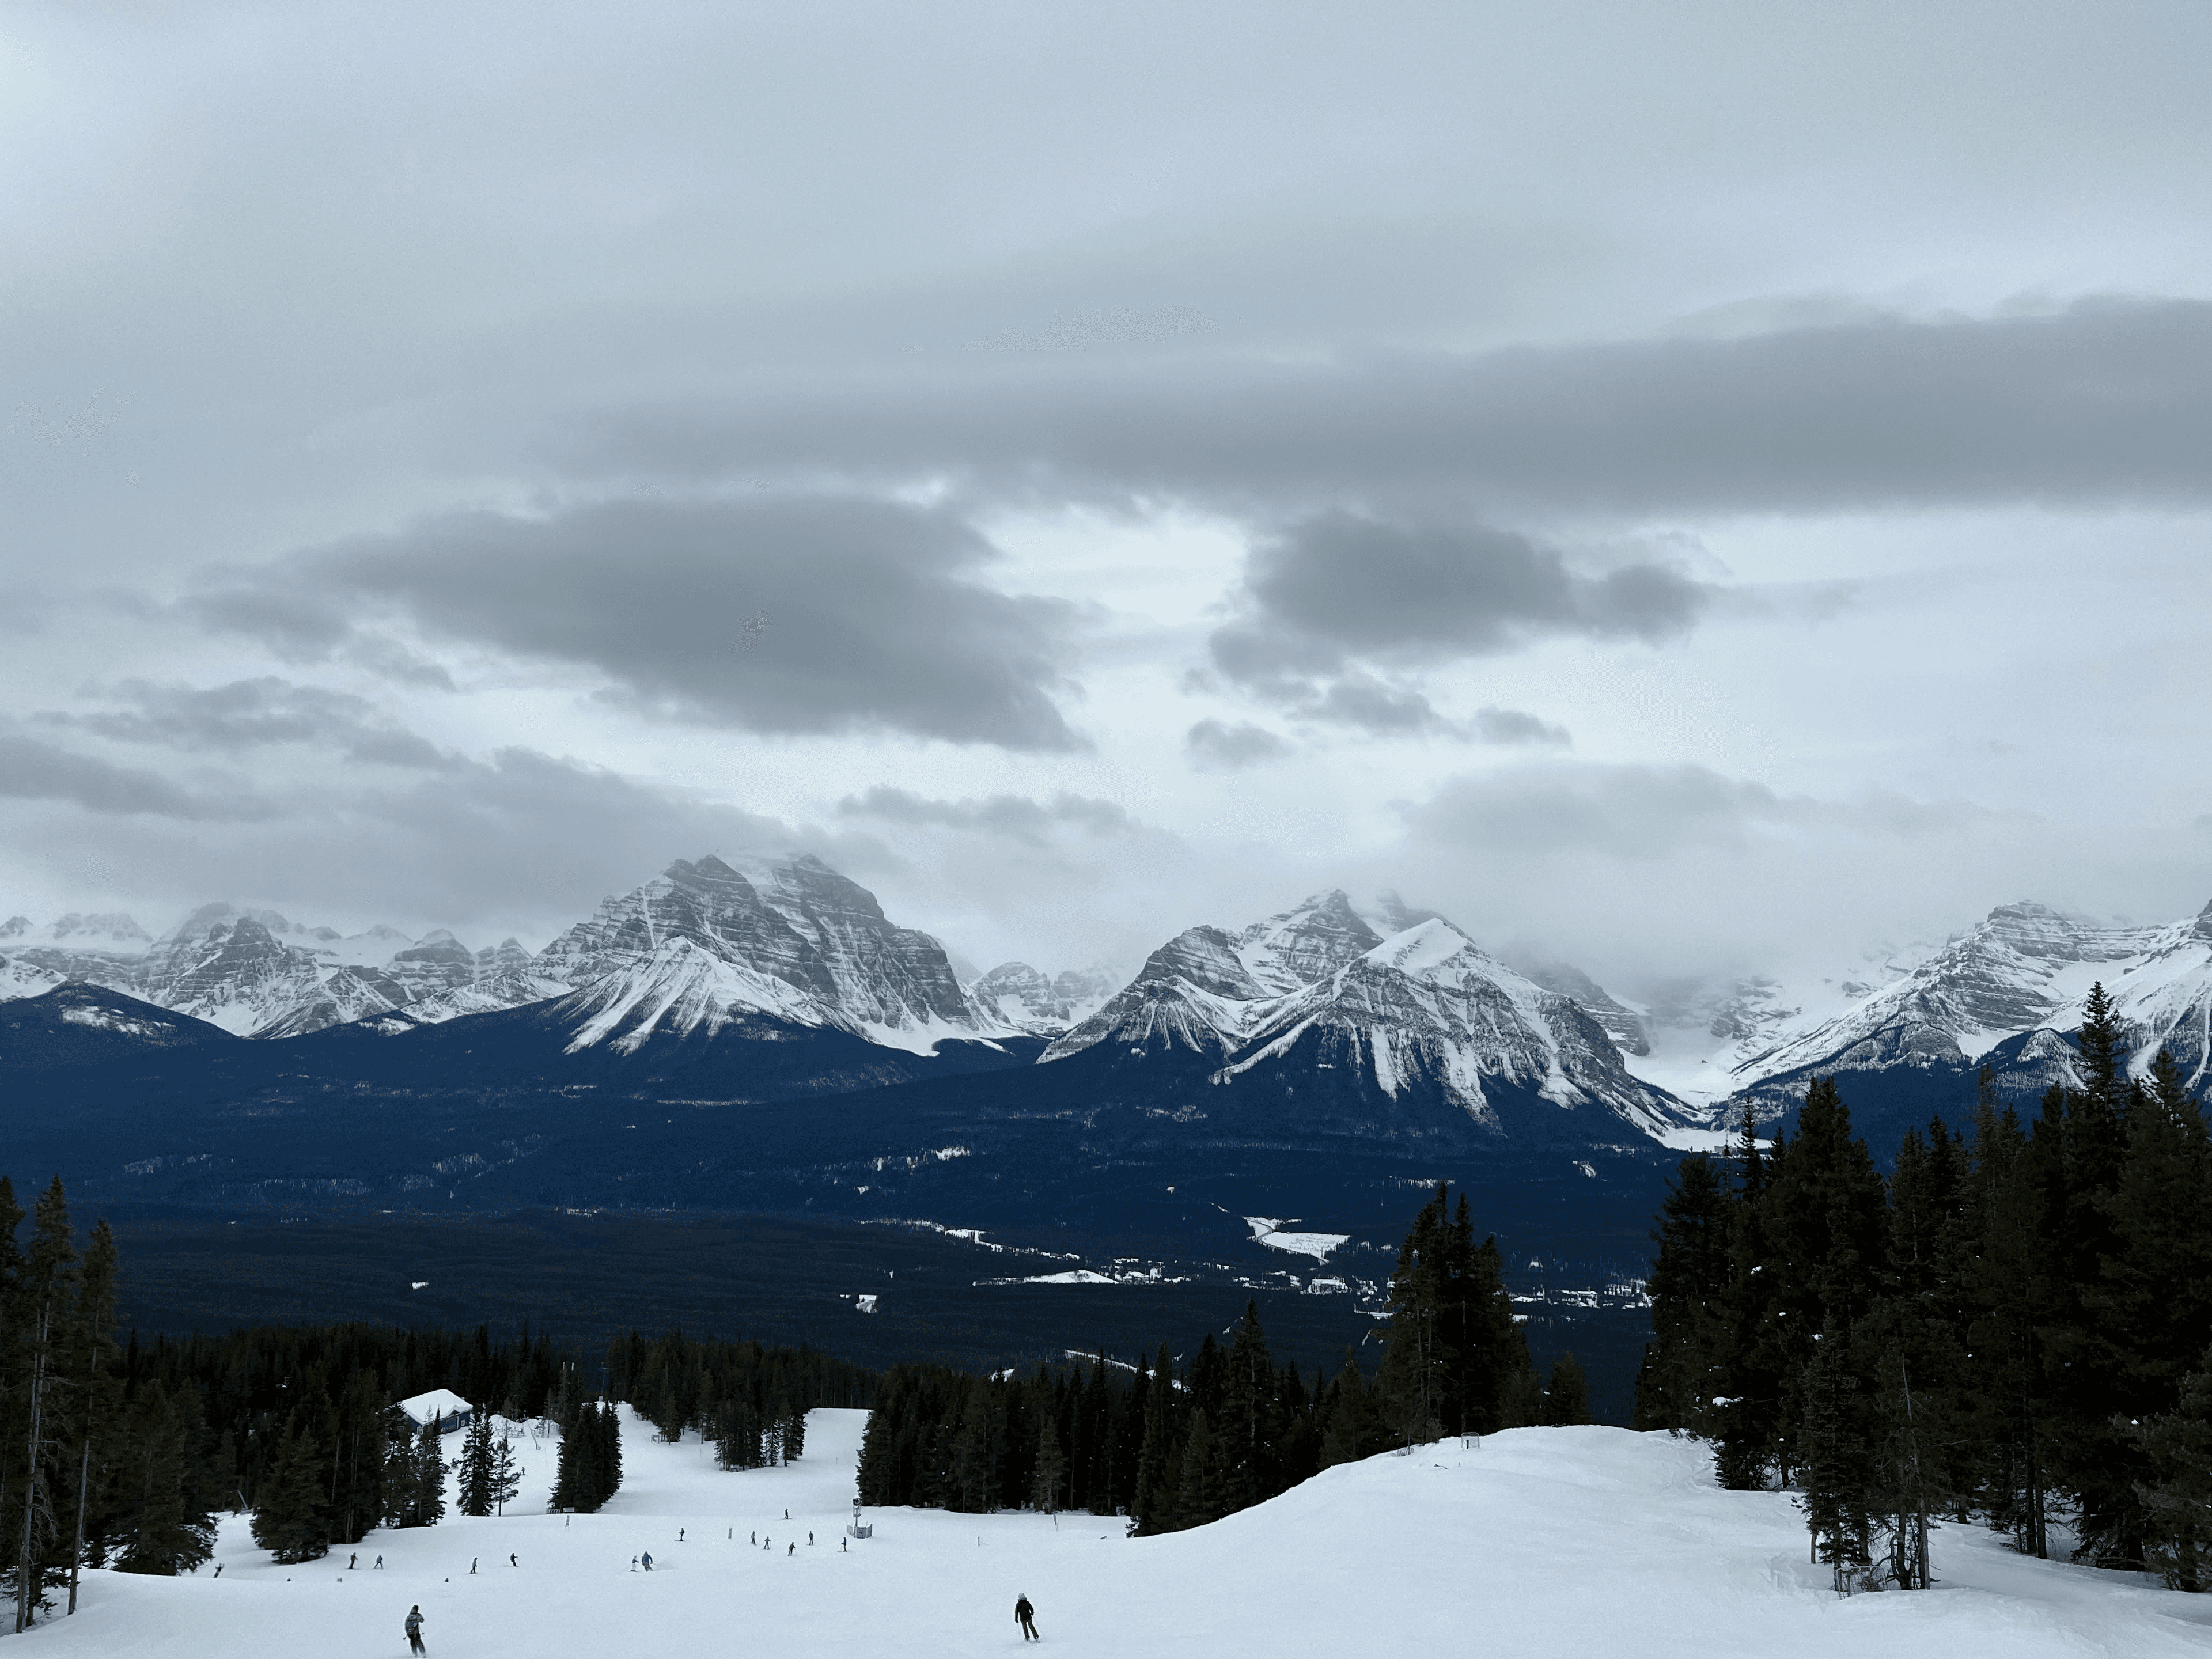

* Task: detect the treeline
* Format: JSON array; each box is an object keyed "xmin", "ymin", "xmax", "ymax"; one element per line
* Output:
[
  {"xmin": 122, "ymin": 1317, "xmax": 573, "ymax": 1566},
  {"xmin": 604, "ymin": 1330, "xmax": 872, "ymax": 1471},
  {"xmin": 1638, "ymin": 986, "xmax": 2212, "ymax": 1593},
  {"xmin": 857, "ymin": 1183, "xmax": 1591, "ymax": 1532}
]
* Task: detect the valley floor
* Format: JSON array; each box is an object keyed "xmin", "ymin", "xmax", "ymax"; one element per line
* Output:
[{"xmin": 25, "ymin": 1408, "xmax": 2209, "ymax": 1658}]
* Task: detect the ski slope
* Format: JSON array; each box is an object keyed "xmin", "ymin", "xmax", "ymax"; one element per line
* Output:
[{"xmin": 29, "ymin": 1408, "xmax": 2210, "ymax": 1658}]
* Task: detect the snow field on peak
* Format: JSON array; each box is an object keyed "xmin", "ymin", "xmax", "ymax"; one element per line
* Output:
[{"xmin": 40, "ymin": 1405, "xmax": 2200, "ymax": 1659}]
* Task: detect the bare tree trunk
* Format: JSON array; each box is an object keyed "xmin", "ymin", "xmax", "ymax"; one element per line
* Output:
[
  {"xmin": 67, "ymin": 1440, "xmax": 89, "ymax": 1614},
  {"xmin": 18, "ymin": 1305, "xmax": 51, "ymax": 1634}
]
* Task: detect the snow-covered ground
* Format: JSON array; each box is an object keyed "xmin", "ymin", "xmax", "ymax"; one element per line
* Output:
[{"xmin": 31, "ymin": 1408, "xmax": 2211, "ymax": 1657}]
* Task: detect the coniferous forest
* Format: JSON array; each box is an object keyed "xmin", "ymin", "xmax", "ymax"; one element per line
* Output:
[
  {"xmin": 856, "ymin": 1182, "xmax": 1592, "ymax": 1532},
  {"xmin": 1638, "ymin": 985, "xmax": 2212, "ymax": 1593},
  {"xmin": 0, "ymin": 1175, "xmax": 879, "ymax": 1626}
]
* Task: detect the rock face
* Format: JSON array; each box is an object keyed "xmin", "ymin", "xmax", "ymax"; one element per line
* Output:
[
  {"xmin": 968, "ymin": 963, "xmax": 1116, "ymax": 1035},
  {"xmin": 1502, "ymin": 955, "xmax": 1653, "ymax": 1056},
  {"xmin": 533, "ymin": 854, "xmax": 999, "ymax": 1054},
  {"xmin": 1043, "ymin": 893, "xmax": 1693, "ymax": 1143},
  {"xmin": 1220, "ymin": 921, "xmax": 1681, "ymax": 1137}
]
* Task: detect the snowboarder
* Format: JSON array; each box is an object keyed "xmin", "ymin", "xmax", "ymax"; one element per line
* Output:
[
  {"xmin": 787, "ymin": 1542, "xmax": 795, "ymax": 1557},
  {"xmin": 678, "ymin": 1528, "xmax": 685, "ymax": 1542},
  {"xmin": 783, "ymin": 1509, "xmax": 789, "ymax": 1520},
  {"xmin": 840, "ymin": 1537, "xmax": 847, "ymax": 1553},
  {"xmin": 642, "ymin": 1551, "xmax": 654, "ymax": 1571},
  {"xmin": 1015, "ymin": 1594, "xmax": 1039, "ymax": 1641},
  {"xmin": 405, "ymin": 1605, "xmax": 426, "ymax": 1655},
  {"xmin": 749, "ymin": 1531, "xmax": 756, "ymax": 1544},
  {"xmin": 808, "ymin": 1531, "xmax": 814, "ymax": 1546},
  {"xmin": 469, "ymin": 1558, "xmax": 478, "ymax": 1575},
  {"xmin": 213, "ymin": 1563, "xmax": 222, "ymax": 1578},
  {"xmin": 509, "ymin": 1554, "xmax": 517, "ymax": 1567}
]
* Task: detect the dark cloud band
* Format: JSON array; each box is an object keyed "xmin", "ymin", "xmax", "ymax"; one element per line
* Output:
[
  {"xmin": 565, "ymin": 299, "xmax": 2212, "ymax": 517},
  {"xmin": 191, "ymin": 497, "xmax": 1088, "ymax": 753}
]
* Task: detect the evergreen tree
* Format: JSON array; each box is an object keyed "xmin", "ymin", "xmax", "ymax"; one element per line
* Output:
[
  {"xmin": 412, "ymin": 1418, "xmax": 447, "ymax": 1527},
  {"xmin": 2137, "ymin": 1344, "xmax": 2212, "ymax": 1592},
  {"xmin": 1317, "ymin": 1359, "xmax": 1386, "ymax": 1468},
  {"xmin": 1131, "ymin": 1344, "xmax": 1178, "ymax": 1534},
  {"xmin": 488, "ymin": 1433, "xmax": 521, "ymax": 1517},
  {"xmin": 1540, "ymin": 1353, "xmax": 1591, "ymax": 1426},
  {"xmin": 457, "ymin": 1409, "xmax": 495, "ymax": 1517},
  {"xmin": 1796, "ymin": 1321, "xmax": 1870, "ymax": 1593},
  {"xmin": 249, "ymin": 1416, "xmax": 331, "ymax": 1564},
  {"xmin": 1030, "ymin": 1419, "xmax": 1066, "ymax": 1514},
  {"xmin": 1171, "ymin": 1408, "xmax": 1219, "ymax": 1529},
  {"xmin": 1219, "ymin": 1303, "xmax": 1281, "ymax": 1511},
  {"xmin": 1639, "ymin": 1153, "xmax": 1734, "ymax": 1432},
  {"xmin": 114, "ymin": 1381, "xmax": 214, "ymax": 1576}
]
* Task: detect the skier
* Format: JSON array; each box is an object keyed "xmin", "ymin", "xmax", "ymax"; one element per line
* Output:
[
  {"xmin": 787, "ymin": 1542, "xmax": 795, "ymax": 1557},
  {"xmin": 375, "ymin": 1555, "xmax": 385, "ymax": 1570},
  {"xmin": 630, "ymin": 1556, "xmax": 638, "ymax": 1572},
  {"xmin": 469, "ymin": 1558, "xmax": 478, "ymax": 1575},
  {"xmin": 642, "ymin": 1551, "xmax": 654, "ymax": 1571},
  {"xmin": 840, "ymin": 1537, "xmax": 847, "ymax": 1553},
  {"xmin": 678, "ymin": 1528, "xmax": 685, "ymax": 1543},
  {"xmin": 808, "ymin": 1531, "xmax": 814, "ymax": 1546},
  {"xmin": 749, "ymin": 1531, "xmax": 756, "ymax": 1545},
  {"xmin": 509, "ymin": 1554, "xmax": 517, "ymax": 1567},
  {"xmin": 1015, "ymin": 1594, "xmax": 1039, "ymax": 1641},
  {"xmin": 349, "ymin": 1553, "xmax": 358, "ymax": 1570},
  {"xmin": 213, "ymin": 1563, "xmax": 223, "ymax": 1578},
  {"xmin": 405, "ymin": 1605, "xmax": 427, "ymax": 1655}
]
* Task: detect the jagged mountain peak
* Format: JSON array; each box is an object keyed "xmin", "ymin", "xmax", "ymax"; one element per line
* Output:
[
  {"xmin": 1234, "ymin": 890, "xmax": 1385, "ymax": 995},
  {"xmin": 1, "ymin": 916, "xmax": 33, "ymax": 942},
  {"xmin": 537, "ymin": 851, "xmax": 994, "ymax": 1052}
]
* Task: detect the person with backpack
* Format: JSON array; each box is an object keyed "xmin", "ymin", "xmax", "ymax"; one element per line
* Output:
[
  {"xmin": 404, "ymin": 1605, "xmax": 426, "ymax": 1655},
  {"xmin": 1015, "ymin": 1594, "xmax": 1039, "ymax": 1641}
]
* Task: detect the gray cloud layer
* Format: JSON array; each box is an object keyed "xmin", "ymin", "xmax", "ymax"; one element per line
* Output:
[
  {"xmin": 837, "ymin": 785, "xmax": 1135, "ymax": 845},
  {"xmin": 565, "ymin": 300, "xmax": 2212, "ymax": 517},
  {"xmin": 1184, "ymin": 719, "xmax": 1291, "ymax": 771},
  {"xmin": 191, "ymin": 498, "xmax": 1087, "ymax": 752},
  {"xmin": 39, "ymin": 678, "xmax": 455, "ymax": 770},
  {"xmin": 1210, "ymin": 512, "xmax": 1711, "ymax": 689},
  {"xmin": 0, "ymin": 730, "xmax": 270, "ymax": 822},
  {"xmin": 1405, "ymin": 761, "xmax": 2003, "ymax": 861}
]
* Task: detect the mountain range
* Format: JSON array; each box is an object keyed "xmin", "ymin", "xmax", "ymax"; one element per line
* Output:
[{"xmin": 6, "ymin": 858, "xmax": 2211, "ymax": 1159}]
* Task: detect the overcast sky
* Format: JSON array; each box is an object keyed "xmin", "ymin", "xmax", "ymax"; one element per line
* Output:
[{"xmin": 4, "ymin": 1, "xmax": 2210, "ymax": 993}]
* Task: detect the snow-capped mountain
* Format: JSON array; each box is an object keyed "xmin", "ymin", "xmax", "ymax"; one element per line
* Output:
[
  {"xmin": 1713, "ymin": 899, "xmax": 2212, "ymax": 1111},
  {"xmin": 527, "ymin": 853, "xmax": 1014, "ymax": 1055},
  {"xmin": 1043, "ymin": 891, "xmax": 1389, "ymax": 1065},
  {"xmin": 1044, "ymin": 891, "xmax": 1692, "ymax": 1142},
  {"xmin": 967, "ymin": 963, "xmax": 1116, "ymax": 1035},
  {"xmin": 0, "ymin": 901, "xmax": 552, "ymax": 1039}
]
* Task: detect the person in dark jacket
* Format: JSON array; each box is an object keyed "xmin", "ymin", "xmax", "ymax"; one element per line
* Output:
[
  {"xmin": 405, "ymin": 1604, "xmax": 426, "ymax": 1654},
  {"xmin": 1015, "ymin": 1594, "xmax": 1039, "ymax": 1640}
]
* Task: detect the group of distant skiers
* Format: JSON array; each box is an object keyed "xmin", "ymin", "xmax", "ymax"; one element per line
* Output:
[{"xmin": 367, "ymin": 1509, "xmax": 1042, "ymax": 1652}]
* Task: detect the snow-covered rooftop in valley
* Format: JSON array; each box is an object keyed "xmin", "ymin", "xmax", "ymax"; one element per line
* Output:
[
  {"xmin": 36, "ymin": 1403, "xmax": 2211, "ymax": 1659},
  {"xmin": 396, "ymin": 1388, "xmax": 473, "ymax": 1427}
]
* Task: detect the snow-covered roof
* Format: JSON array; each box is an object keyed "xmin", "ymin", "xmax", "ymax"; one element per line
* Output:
[{"xmin": 397, "ymin": 1388, "xmax": 472, "ymax": 1425}]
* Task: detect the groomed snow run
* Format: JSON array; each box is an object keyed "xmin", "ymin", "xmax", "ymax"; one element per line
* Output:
[{"xmin": 33, "ymin": 1407, "xmax": 2211, "ymax": 1658}]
